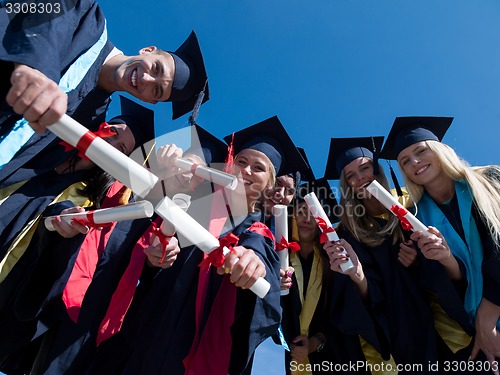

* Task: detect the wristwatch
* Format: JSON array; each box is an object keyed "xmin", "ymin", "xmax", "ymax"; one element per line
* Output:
[{"xmin": 315, "ymin": 334, "xmax": 326, "ymax": 352}]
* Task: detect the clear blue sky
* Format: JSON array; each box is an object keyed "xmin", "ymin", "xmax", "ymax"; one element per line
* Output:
[{"xmin": 99, "ymin": 1, "xmax": 499, "ymax": 373}]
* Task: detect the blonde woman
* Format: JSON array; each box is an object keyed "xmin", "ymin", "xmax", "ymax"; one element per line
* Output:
[
  {"xmin": 382, "ymin": 116, "xmax": 500, "ymax": 372},
  {"xmin": 324, "ymin": 136, "xmax": 440, "ymax": 374}
]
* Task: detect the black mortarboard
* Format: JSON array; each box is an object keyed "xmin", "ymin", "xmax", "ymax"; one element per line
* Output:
[
  {"xmin": 185, "ymin": 124, "xmax": 228, "ymax": 166},
  {"xmin": 168, "ymin": 31, "xmax": 210, "ymax": 120},
  {"xmin": 324, "ymin": 136, "xmax": 385, "ymax": 180},
  {"xmin": 296, "ymin": 177, "xmax": 339, "ymax": 222},
  {"xmin": 297, "ymin": 147, "xmax": 316, "ymax": 182},
  {"xmin": 108, "ymin": 96, "xmax": 155, "ymax": 150},
  {"xmin": 380, "ymin": 116, "xmax": 453, "ymax": 160},
  {"xmin": 223, "ymin": 116, "xmax": 308, "ymax": 176}
]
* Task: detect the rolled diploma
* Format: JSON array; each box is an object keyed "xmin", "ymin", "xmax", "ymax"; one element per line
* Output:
[
  {"xmin": 175, "ymin": 158, "xmax": 238, "ymax": 190},
  {"xmin": 44, "ymin": 201, "xmax": 154, "ymax": 231},
  {"xmin": 304, "ymin": 192, "xmax": 355, "ymax": 273},
  {"xmin": 156, "ymin": 194, "xmax": 192, "ymax": 241},
  {"xmin": 366, "ymin": 180, "xmax": 429, "ymax": 233},
  {"xmin": 273, "ymin": 204, "xmax": 290, "ymax": 296},
  {"xmin": 155, "ymin": 197, "xmax": 270, "ymax": 298},
  {"xmin": 49, "ymin": 114, "xmax": 158, "ymax": 197}
]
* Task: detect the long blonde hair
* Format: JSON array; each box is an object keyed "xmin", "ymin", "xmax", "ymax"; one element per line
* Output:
[
  {"xmin": 400, "ymin": 140, "xmax": 500, "ymax": 249},
  {"xmin": 339, "ymin": 162, "xmax": 405, "ymax": 247}
]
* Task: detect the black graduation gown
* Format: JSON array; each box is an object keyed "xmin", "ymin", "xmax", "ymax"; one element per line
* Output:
[
  {"xmin": 86, "ymin": 212, "xmax": 281, "ymax": 375},
  {"xmin": 279, "ymin": 251, "xmax": 340, "ymax": 375},
  {"xmin": 0, "ymin": 0, "xmax": 114, "ymax": 188},
  {"xmin": 0, "ymin": 169, "xmax": 91, "ymax": 263},
  {"xmin": 0, "ymin": 213, "xmax": 154, "ymax": 375},
  {"xmin": 334, "ymin": 225, "xmax": 439, "ymax": 374}
]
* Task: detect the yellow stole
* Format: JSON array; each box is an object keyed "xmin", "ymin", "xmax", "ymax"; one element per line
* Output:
[
  {"xmin": 290, "ymin": 217, "xmax": 323, "ymax": 375},
  {"xmin": 428, "ymin": 292, "xmax": 472, "ymax": 353},
  {"xmin": 0, "ymin": 182, "xmax": 91, "ymax": 282}
]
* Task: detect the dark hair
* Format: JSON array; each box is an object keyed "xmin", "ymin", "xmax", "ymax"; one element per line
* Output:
[{"xmin": 79, "ymin": 171, "xmax": 116, "ymax": 209}]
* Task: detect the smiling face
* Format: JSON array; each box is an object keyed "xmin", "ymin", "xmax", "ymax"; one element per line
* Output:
[
  {"xmin": 114, "ymin": 47, "xmax": 175, "ymax": 104},
  {"xmin": 343, "ymin": 157, "xmax": 376, "ymax": 197},
  {"xmin": 397, "ymin": 141, "xmax": 442, "ymax": 187},
  {"xmin": 232, "ymin": 149, "xmax": 273, "ymax": 204}
]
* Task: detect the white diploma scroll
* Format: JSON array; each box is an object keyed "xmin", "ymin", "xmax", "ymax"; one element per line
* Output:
[
  {"xmin": 366, "ymin": 180, "xmax": 429, "ymax": 234},
  {"xmin": 175, "ymin": 158, "xmax": 238, "ymax": 190},
  {"xmin": 49, "ymin": 114, "xmax": 158, "ymax": 197},
  {"xmin": 157, "ymin": 194, "xmax": 192, "ymax": 240},
  {"xmin": 273, "ymin": 204, "xmax": 290, "ymax": 296},
  {"xmin": 304, "ymin": 192, "xmax": 355, "ymax": 273},
  {"xmin": 44, "ymin": 201, "xmax": 154, "ymax": 231},
  {"xmin": 155, "ymin": 197, "xmax": 270, "ymax": 298}
]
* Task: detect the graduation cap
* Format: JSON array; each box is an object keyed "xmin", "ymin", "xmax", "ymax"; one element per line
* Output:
[
  {"xmin": 168, "ymin": 31, "xmax": 210, "ymax": 120},
  {"xmin": 223, "ymin": 116, "xmax": 308, "ymax": 176},
  {"xmin": 296, "ymin": 177, "xmax": 339, "ymax": 222},
  {"xmin": 297, "ymin": 147, "xmax": 316, "ymax": 182},
  {"xmin": 324, "ymin": 136, "xmax": 385, "ymax": 180},
  {"xmin": 380, "ymin": 116, "xmax": 453, "ymax": 160},
  {"xmin": 108, "ymin": 96, "xmax": 155, "ymax": 150},
  {"xmin": 185, "ymin": 124, "xmax": 228, "ymax": 166}
]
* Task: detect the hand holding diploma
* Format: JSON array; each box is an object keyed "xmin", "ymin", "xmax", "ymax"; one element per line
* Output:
[
  {"xmin": 174, "ymin": 158, "xmax": 238, "ymax": 190},
  {"xmin": 304, "ymin": 192, "xmax": 355, "ymax": 273},
  {"xmin": 151, "ymin": 194, "xmax": 191, "ymax": 264},
  {"xmin": 44, "ymin": 201, "xmax": 154, "ymax": 231},
  {"xmin": 155, "ymin": 196, "xmax": 270, "ymax": 298}
]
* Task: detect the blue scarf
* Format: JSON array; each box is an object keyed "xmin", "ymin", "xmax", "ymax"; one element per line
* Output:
[
  {"xmin": 0, "ymin": 22, "xmax": 108, "ymax": 169},
  {"xmin": 417, "ymin": 180, "xmax": 485, "ymax": 326}
]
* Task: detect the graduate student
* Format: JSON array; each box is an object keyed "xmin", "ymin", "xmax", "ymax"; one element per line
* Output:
[
  {"xmin": 0, "ymin": 0, "xmax": 209, "ymax": 184},
  {"xmin": 279, "ymin": 178, "xmax": 338, "ymax": 375},
  {"xmin": 0, "ymin": 96, "xmax": 157, "ymax": 374},
  {"xmin": 381, "ymin": 116, "xmax": 500, "ymax": 370},
  {"xmin": 86, "ymin": 117, "xmax": 310, "ymax": 375},
  {"xmin": 323, "ymin": 136, "xmax": 441, "ymax": 374}
]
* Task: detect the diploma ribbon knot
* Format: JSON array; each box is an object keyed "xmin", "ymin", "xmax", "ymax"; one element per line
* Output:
[
  {"xmin": 276, "ymin": 236, "xmax": 300, "ymax": 252},
  {"xmin": 59, "ymin": 122, "xmax": 115, "ymax": 160},
  {"xmin": 315, "ymin": 217, "xmax": 336, "ymax": 244},
  {"xmin": 72, "ymin": 210, "xmax": 113, "ymax": 230},
  {"xmin": 151, "ymin": 222, "xmax": 175, "ymax": 264},
  {"xmin": 390, "ymin": 205, "xmax": 413, "ymax": 231},
  {"xmin": 199, "ymin": 232, "xmax": 239, "ymax": 269}
]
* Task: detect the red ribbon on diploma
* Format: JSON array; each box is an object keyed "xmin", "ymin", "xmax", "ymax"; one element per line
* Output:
[
  {"xmin": 59, "ymin": 122, "xmax": 115, "ymax": 160},
  {"xmin": 315, "ymin": 216, "xmax": 336, "ymax": 244},
  {"xmin": 151, "ymin": 222, "xmax": 175, "ymax": 264},
  {"xmin": 72, "ymin": 211, "xmax": 113, "ymax": 229},
  {"xmin": 198, "ymin": 232, "xmax": 239, "ymax": 269},
  {"xmin": 390, "ymin": 205, "xmax": 413, "ymax": 231},
  {"xmin": 276, "ymin": 236, "xmax": 300, "ymax": 252}
]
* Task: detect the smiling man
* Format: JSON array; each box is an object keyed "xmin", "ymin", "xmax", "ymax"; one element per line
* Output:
[{"xmin": 0, "ymin": 0, "xmax": 208, "ymax": 187}]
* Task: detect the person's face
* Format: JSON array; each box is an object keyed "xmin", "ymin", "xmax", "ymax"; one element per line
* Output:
[
  {"xmin": 114, "ymin": 47, "xmax": 175, "ymax": 104},
  {"xmin": 343, "ymin": 157, "xmax": 375, "ymax": 196},
  {"xmin": 170, "ymin": 153, "xmax": 207, "ymax": 194},
  {"xmin": 233, "ymin": 149, "xmax": 272, "ymax": 201},
  {"xmin": 103, "ymin": 123, "xmax": 135, "ymax": 156},
  {"xmin": 397, "ymin": 141, "xmax": 442, "ymax": 186},
  {"xmin": 262, "ymin": 175, "xmax": 296, "ymax": 212},
  {"xmin": 295, "ymin": 202, "xmax": 317, "ymax": 242}
]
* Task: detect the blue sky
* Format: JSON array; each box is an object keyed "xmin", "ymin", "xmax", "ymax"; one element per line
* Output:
[{"xmin": 99, "ymin": 1, "xmax": 499, "ymax": 373}]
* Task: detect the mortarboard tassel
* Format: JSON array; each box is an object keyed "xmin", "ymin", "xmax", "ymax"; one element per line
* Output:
[
  {"xmin": 224, "ymin": 132, "xmax": 235, "ymax": 174},
  {"xmin": 188, "ymin": 80, "xmax": 208, "ymax": 126},
  {"xmin": 371, "ymin": 136, "xmax": 380, "ymax": 175},
  {"xmin": 389, "ymin": 163, "xmax": 404, "ymax": 197}
]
